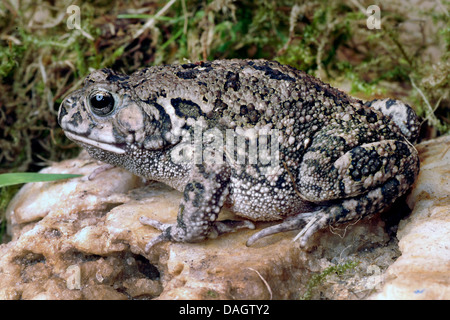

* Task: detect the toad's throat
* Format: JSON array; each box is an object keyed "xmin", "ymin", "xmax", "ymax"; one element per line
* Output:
[{"xmin": 64, "ymin": 131, "xmax": 126, "ymax": 155}]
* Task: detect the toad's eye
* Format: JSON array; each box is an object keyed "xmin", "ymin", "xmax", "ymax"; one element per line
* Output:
[{"xmin": 89, "ymin": 91, "xmax": 115, "ymax": 116}]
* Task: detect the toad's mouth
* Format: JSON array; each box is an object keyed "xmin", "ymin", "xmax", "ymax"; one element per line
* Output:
[{"xmin": 64, "ymin": 131, "xmax": 126, "ymax": 155}]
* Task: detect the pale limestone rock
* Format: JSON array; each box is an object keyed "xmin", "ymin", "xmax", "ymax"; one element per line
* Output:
[
  {"xmin": 6, "ymin": 151, "xmax": 143, "ymax": 239},
  {"xmin": 0, "ymin": 135, "xmax": 448, "ymax": 300}
]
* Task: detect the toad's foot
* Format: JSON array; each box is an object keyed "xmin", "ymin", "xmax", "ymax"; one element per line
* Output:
[
  {"xmin": 246, "ymin": 211, "xmax": 321, "ymax": 247},
  {"xmin": 140, "ymin": 216, "xmax": 255, "ymax": 252}
]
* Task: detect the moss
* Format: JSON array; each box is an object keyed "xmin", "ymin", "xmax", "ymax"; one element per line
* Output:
[
  {"xmin": 0, "ymin": 185, "xmax": 20, "ymax": 243},
  {"xmin": 300, "ymin": 260, "xmax": 360, "ymax": 300},
  {"xmin": 206, "ymin": 289, "xmax": 219, "ymax": 298}
]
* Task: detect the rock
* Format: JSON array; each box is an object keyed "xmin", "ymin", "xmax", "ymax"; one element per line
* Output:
[
  {"xmin": 1, "ymin": 135, "xmax": 449, "ymax": 300},
  {"xmin": 5, "ymin": 152, "xmax": 143, "ymax": 238}
]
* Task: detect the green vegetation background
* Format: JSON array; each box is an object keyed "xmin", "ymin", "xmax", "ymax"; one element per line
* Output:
[{"xmin": 0, "ymin": 0, "xmax": 449, "ymax": 240}]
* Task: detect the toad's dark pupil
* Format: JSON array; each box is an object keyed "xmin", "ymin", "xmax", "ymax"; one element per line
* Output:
[{"xmin": 90, "ymin": 92, "xmax": 114, "ymax": 115}]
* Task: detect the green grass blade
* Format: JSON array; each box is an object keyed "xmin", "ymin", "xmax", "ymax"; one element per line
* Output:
[{"xmin": 0, "ymin": 173, "xmax": 83, "ymax": 188}]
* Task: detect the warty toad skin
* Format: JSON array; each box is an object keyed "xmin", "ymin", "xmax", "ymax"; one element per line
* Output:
[{"xmin": 58, "ymin": 59, "xmax": 420, "ymax": 252}]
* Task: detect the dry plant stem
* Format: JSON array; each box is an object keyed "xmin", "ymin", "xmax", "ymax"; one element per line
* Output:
[
  {"xmin": 133, "ymin": 0, "xmax": 177, "ymax": 40},
  {"xmin": 247, "ymin": 268, "xmax": 273, "ymax": 300},
  {"xmin": 410, "ymin": 77, "xmax": 440, "ymax": 129}
]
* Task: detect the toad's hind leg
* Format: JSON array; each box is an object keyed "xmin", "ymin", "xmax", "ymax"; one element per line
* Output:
[
  {"xmin": 247, "ymin": 139, "xmax": 420, "ymax": 246},
  {"xmin": 247, "ymin": 177, "xmax": 411, "ymax": 246}
]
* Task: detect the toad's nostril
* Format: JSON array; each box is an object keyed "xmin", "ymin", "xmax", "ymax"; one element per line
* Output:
[
  {"xmin": 58, "ymin": 99, "xmax": 71, "ymax": 125},
  {"xmin": 64, "ymin": 97, "xmax": 73, "ymax": 105}
]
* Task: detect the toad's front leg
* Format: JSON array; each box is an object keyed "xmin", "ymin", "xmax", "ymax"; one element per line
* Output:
[{"xmin": 140, "ymin": 163, "xmax": 254, "ymax": 252}]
